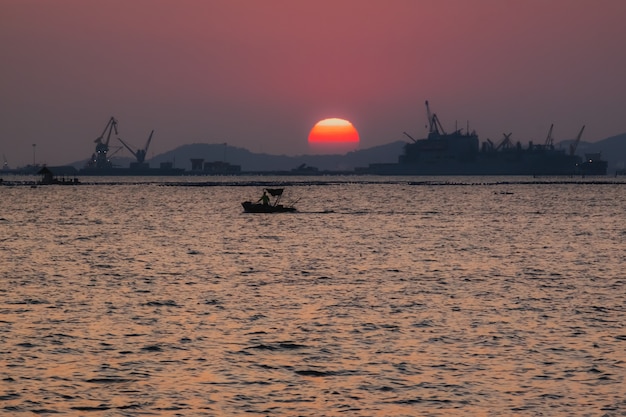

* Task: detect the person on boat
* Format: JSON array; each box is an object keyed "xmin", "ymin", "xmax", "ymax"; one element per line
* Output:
[{"xmin": 259, "ymin": 191, "xmax": 270, "ymax": 206}]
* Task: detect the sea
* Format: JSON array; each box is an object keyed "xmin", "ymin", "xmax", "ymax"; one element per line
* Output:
[{"xmin": 1, "ymin": 175, "xmax": 625, "ymax": 416}]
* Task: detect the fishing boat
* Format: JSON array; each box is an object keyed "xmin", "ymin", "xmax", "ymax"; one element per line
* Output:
[{"xmin": 241, "ymin": 188, "xmax": 297, "ymax": 213}]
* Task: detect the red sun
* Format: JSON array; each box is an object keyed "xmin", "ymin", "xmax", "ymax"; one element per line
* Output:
[{"xmin": 308, "ymin": 118, "xmax": 360, "ymax": 153}]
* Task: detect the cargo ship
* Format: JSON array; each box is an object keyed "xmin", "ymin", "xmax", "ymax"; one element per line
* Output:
[{"xmin": 360, "ymin": 101, "xmax": 605, "ymax": 176}]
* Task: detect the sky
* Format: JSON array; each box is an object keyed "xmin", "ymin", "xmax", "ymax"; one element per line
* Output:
[{"xmin": 1, "ymin": 0, "xmax": 626, "ymax": 166}]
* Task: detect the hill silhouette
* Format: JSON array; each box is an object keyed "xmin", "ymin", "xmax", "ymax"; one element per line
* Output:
[
  {"xmin": 71, "ymin": 134, "xmax": 626, "ymax": 174},
  {"xmin": 74, "ymin": 141, "xmax": 407, "ymax": 172}
]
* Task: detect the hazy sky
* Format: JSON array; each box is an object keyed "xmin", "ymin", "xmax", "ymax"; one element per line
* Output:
[{"xmin": 2, "ymin": 0, "xmax": 625, "ymax": 166}]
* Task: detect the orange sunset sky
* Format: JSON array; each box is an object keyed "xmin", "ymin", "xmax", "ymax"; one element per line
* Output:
[{"xmin": 1, "ymin": 0, "xmax": 626, "ymax": 165}]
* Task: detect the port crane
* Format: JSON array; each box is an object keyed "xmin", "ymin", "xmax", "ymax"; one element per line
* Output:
[
  {"xmin": 90, "ymin": 117, "xmax": 119, "ymax": 169},
  {"xmin": 425, "ymin": 100, "xmax": 447, "ymax": 138},
  {"xmin": 569, "ymin": 125, "xmax": 585, "ymax": 156},
  {"xmin": 402, "ymin": 101, "xmax": 444, "ymax": 143},
  {"xmin": 118, "ymin": 130, "xmax": 154, "ymax": 163}
]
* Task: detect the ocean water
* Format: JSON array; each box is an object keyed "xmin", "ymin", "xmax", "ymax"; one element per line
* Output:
[{"xmin": 1, "ymin": 176, "xmax": 625, "ymax": 416}]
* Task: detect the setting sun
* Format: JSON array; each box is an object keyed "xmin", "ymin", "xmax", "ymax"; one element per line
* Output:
[{"xmin": 308, "ymin": 118, "xmax": 360, "ymax": 153}]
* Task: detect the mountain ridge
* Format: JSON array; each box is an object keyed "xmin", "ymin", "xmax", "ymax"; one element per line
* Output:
[
  {"xmin": 71, "ymin": 134, "xmax": 626, "ymax": 174},
  {"xmin": 71, "ymin": 141, "xmax": 407, "ymax": 172}
]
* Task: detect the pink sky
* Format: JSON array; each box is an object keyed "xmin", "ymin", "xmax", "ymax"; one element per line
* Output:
[{"xmin": 1, "ymin": 0, "xmax": 625, "ymax": 166}]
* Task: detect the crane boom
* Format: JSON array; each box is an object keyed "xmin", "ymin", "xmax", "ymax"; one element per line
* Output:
[
  {"xmin": 569, "ymin": 125, "xmax": 585, "ymax": 156},
  {"xmin": 144, "ymin": 130, "xmax": 154, "ymax": 154},
  {"xmin": 95, "ymin": 117, "xmax": 118, "ymax": 146},
  {"xmin": 424, "ymin": 100, "xmax": 446, "ymax": 137},
  {"xmin": 425, "ymin": 100, "xmax": 434, "ymax": 131},
  {"xmin": 544, "ymin": 124, "xmax": 554, "ymax": 147},
  {"xmin": 496, "ymin": 133, "xmax": 513, "ymax": 151},
  {"xmin": 118, "ymin": 137, "xmax": 137, "ymax": 157},
  {"xmin": 117, "ymin": 130, "xmax": 154, "ymax": 163},
  {"xmin": 403, "ymin": 131, "xmax": 417, "ymax": 142}
]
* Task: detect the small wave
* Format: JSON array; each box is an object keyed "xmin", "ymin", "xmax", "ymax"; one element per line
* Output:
[
  {"xmin": 294, "ymin": 369, "xmax": 334, "ymax": 377},
  {"xmin": 7, "ymin": 298, "xmax": 49, "ymax": 305},
  {"xmin": 140, "ymin": 344, "xmax": 164, "ymax": 352},
  {"xmin": 413, "ymin": 320, "xmax": 434, "ymax": 328},
  {"xmin": 246, "ymin": 342, "xmax": 308, "ymax": 351},
  {"xmin": 144, "ymin": 300, "xmax": 179, "ymax": 307},
  {"xmin": 71, "ymin": 405, "xmax": 112, "ymax": 411},
  {"xmin": 86, "ymin": 378, "xmax": 134, "ymax": 384},
  {"xmin": 0, "ymin": 393, "xmax": 20, "ymax": 401}
]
